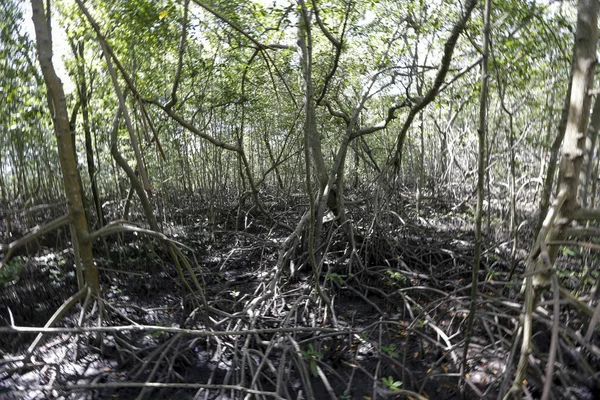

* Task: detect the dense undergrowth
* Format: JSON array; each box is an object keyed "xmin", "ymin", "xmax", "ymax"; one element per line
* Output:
[{"xmin": 1, "ymin": 188, "xmax": 598, "ymax": 400}]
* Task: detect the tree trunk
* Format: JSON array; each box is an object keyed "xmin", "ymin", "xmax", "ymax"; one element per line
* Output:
[
  {"xmin": 460, "ymin": 0, "xmax": 491, "ymax": 385},
  {"xmin": 75, "ymin": 41, "xmax": 105, "ymax": 228},
  {"xmin": 30, "ymin": 0, "xmax": 99, "ymax": 294},
  {"xmin": 417, "ymin": 113, "xmax": 425, "ymax": 215},
  {"xmin": 537, "ymin": 0, "xmax": 597, "ymax": 284},
  {"xmin": 579, "ymin": 92, "xmax": 600, "ymax": 207},
  {"xmin": 536, "ymin": 67, "xmax": 573, "ymax": 236},
  {"xmin": 509, "ymin": 0, "xmax": 598, "ymax": 397},
  {"xmin": 297, "ymin": 0, "xmax": 335, "ymax": 218}
]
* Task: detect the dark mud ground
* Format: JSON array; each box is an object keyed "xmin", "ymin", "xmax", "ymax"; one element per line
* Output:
[{"xmin": 1, "ymin": 201, "xmax": 598, "ymax": 400}]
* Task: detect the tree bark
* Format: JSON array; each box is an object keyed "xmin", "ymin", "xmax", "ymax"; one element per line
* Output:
[
  {"xmin": 538, "ymin": 0, "xmax": 597, "ymax": 285},
  {"xmin": 579, "ymin": 92, "xmax": 600, "ymax": 207},
  {"xmin": 72, "ymin": 40, "xmax": 105, "ymax": 227},
  {"xmin": 297, "ymin": 0, "xmax": 330, "ymax": 201},
  {"xmin": 30, "ymin": 0, "xmax": 99, "ymax": 294},
  {"xmin": 536, "ymin": 68, "xmax": 573, "ymax": 236},
  {"xmin": 460, "ymin": 0, "xmax": 491, "ymax": 386},
  {"xmin": 508, "ymin": 0, "xmax": 598, "ymax": 397}
]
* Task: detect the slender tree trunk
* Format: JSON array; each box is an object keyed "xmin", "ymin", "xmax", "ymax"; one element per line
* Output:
[
  {"xmin": 536, "ymin": 67, "xmax": 574, "ymax": 235},
  {"xmin": 461, "ymin": 0, "xmax": 491, "ymax": 389},
  {"xmin": 417, "ymin": 112, "xmax": 425, "ymax": 215},
  {"xmin": 30, "ymin": 0, "xmax": 99, "ymax": 294},
  {"xmin": 536, "ymin": 74, "xmax": 556, "ymax": 203},
  {"xmin": 440, "ymin": 120, "xmax": 448, "ymax": 181},
  {"xmin": 297, "ymin": 0, "xmax": 327, "ymax": 254},
  {"xmin": 296, "ymin": 0, "xmax": 336, "ymax": 325},
  {"xmin": 393, "ymin": 0, "xmax": 477, "ymax": 169},
  {"xmin": 508, "ymin": 1, "xmax": 598, "ymax": 398},
  {"xmin": 297, "ymin": 0, "xmax": 333, "ymax": 217},
  {"xmin": 0, "ymin": 171, "xmax": 13, "ymax": 239},
  {"xmin": 109, "ymin": 106, "xmax": 160, "ymax": 233},
  {"xmin": 537, "ymin": 0, "xmax": 597, "ymax": 285},
  {"xmin": 579, "ymin": 92, "xmax": 600, "ymax": 207},
  {"xmin": 508, "ymin": 114, "xmax": 518, "ymax": 269},
  {"xmin": 263, "ymin": 128, "xmax": 284, "ymax": 190},
  {"xmin": 591, "ymin": 139, "xmax": 600, "ymax": 209},
  {"xmin": 76, "ymin": 41, "xmax": 105, "ymax": 228}
]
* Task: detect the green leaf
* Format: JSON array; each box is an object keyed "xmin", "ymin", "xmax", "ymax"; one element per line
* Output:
[{"xmin": 310, "ymin": 360, "xmax": 318, "ymax": 377}]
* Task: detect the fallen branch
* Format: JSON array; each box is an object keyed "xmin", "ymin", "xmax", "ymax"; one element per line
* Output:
[
  {"xmin": 0, "ymin": 324, "xmax": 353, "ymax": 337},
  {"xmin": 26, "ymin": 285, "xmax": 89, "ymax": 355},
  {"xmin": 0, "ymin": 214, "xmax": 71, "ymax": 270},
  {"xmin": 87, "ymin": 219, "xmax": 193, "ymax": 252},
  {"xmin": 8, "ymin": 382, "xmax": 287, "ymax": 400}
]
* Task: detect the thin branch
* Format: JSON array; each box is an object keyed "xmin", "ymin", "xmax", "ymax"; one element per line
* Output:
[
  {"xmin": 323, "ymin": 99, "xmax": 350, "ymax": 124},
  {"xmin": 393, "ymin": 0, "xmax": 478, "ymax": 166},
  {"xmin": 437, "ymin": 57, "xmax": 482, "ymax": 94},
  {"xmin": 310, "ymin": 0, "xmax": 341, "ymax": 47},
  {"xmin": 75, "ymin": 0, "xmax": 166, "ymax": 161},
  {"xmin": 0, "ymin": 201, "xmax": 66, "ymax": 216},
  {"xmin": 313, "ymin": 0, "xmax": 350, "ymax": 104},
  {"xmin": 7, "ymin": 382, "xmax": 286, "ymax": 400},
  {"xmin": 88, "ymin": 219, "xmax": 193, "ymax": 252},
  {"xmin": 571, "ymin": 207, "xmax": 600, "ymax": 221},
  {"xmin": 26, "ymin": 285, "xmax": 89, "ymax": 355},
  {"xmin": 584, "ymin": 302, "xmax": 600, "ymax": 342},
  {"xmin": 1, "ymin": 324, "xmax": 352, "ymax": 337},
  {"xmin": 558, "ymin": 287, "xmax": 595, "ymax": 318},
  {"xmin": 541, "ymin": 273, "xmax": 560, "ymax": 400},
  {"xmin": 147, "ymin": 99, "xmax": 241, "ymax": 152},
  {"xmin": 166, "ymin": 0, "xmax": 190, "ymax": 109},
  {"xmin": 191, "ymin": 0, "xmax": 273, "ymax": 50},
  {"xmin": 547, "ymin": 239, "xmax": 600, "ymax": 252},
  {"xmin": 351, "ymin": 99, "xmax": 410, "ymax": 139},
  {"xmin": 0, "ymin": 214, "xmax": 71, "ymax": 270}
]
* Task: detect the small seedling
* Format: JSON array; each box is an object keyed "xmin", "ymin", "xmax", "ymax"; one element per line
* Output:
[
  {"xmin": 386, "ymin": 270, "xmax": 407, "ymax": 285},
  {"xmin": 381, "ymin": 344, "xmax": 398, "ymax": 358},
  {"xmin": 300, "ymin": 343, "xmax": 323, "ymax": 377},
  {"xmin": 326, "ymin": 272, "xmax": 346, "ymax": 285},
  {"xmin": 382, "ymin": 376, "xmax": 403, "ymax": 391}
]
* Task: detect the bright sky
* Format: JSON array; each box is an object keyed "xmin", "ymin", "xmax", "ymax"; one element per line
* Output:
[{"xmin": 21, "ymin": 1, "xmax": 75, "ymax": 94}]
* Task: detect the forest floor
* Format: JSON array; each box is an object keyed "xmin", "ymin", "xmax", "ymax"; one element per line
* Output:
[{"xmin": 0, "ymin": 193, "xmax": 597, "ymax": 400}]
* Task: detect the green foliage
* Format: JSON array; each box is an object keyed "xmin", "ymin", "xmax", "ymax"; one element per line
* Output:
[
  {"xmin": 0, "ymin": 257, "xmax": 25, "ymax": 286},
  {"xmin": 561, "ymin": 246, "xmax": 577, "ymax": 257},
  {"xmin": 300, "ymin": 343, "xmax": 323, "ymax": 377},
  {"xmin": 1, "ymin": 0, "xmax": 59, "ymax": 203},
  {"xmin": 0, "ymin": 2, "xmax": 589, "ymax": 394},
  {"xmin": 556, "ymin": 265, "xmax": 599, "ymax": 287},
  {"xmin": 380, "ymin": 343, "xmax": 398, "ymax": 358},
  {"xmin": 325, "ymin": 272, "xmax": 346, "ymax": 285},
  {"xmin": 381, "ymin": 375, "xmax": 403, "ymax": 391},
  {"xmin": 386, "ymin": 269, "xmax": 406, "ymax": 285}
]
